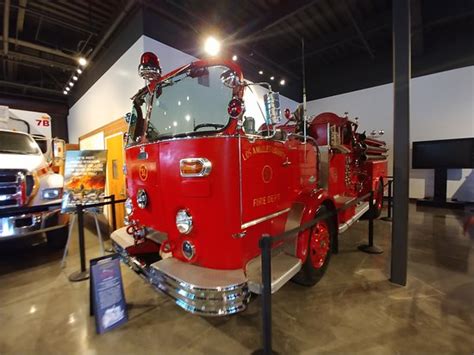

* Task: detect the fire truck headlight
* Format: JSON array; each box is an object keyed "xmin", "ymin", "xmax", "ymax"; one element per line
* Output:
[
  {"xmin": 125, "ymin": 198, "xmax": 133, "ymax": 215},
  {"xmin": 182, "ymin": 240, "xmax": 195, "ymax": 260},
  {"xmin": 42, "ymin": 188, "xmax": 63, "ymax": 200},
  {"xmin": 176, "ymin": 209, "xmax": 193, "ymax": 234}
]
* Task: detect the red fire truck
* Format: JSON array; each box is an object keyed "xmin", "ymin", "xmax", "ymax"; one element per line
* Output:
[{"xmin": 111, "ymin": 53, "xmax": 387, "ymax": 316}]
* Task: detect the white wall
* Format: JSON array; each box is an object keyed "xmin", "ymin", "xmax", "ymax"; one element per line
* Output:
[
  {"xmin": 307, "ymin": 66, "xmax": 474, "ymax": 200},
  {"xmin": 68, "ymin": 35, "xmax": 298, "ymax": 144},
  {"xmin": 68, "ymin": 37, "xmax": 145, "ymax": 143}
]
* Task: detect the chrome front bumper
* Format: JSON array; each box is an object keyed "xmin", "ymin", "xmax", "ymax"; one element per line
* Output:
[
  {"xmin": 111, "ymin": 227, "xmax": 250, "ymax": 316},
  {"xmin": 0, "ymin": 209, "xmax": 64, "ymax": 239}
]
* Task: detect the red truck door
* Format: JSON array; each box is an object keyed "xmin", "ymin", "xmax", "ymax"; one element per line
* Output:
[{"xmin": 240, "ymin": 137, "xmax": 291, "ymax": 228}]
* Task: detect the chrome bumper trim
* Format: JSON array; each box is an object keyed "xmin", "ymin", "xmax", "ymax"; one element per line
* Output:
[
  {"xmin": 150, "ymin": 258, "xmax": 250, "ymax": 316},
  {"xmin": 0, "ymin": 210, "xmax": 62, "ymax": 239}
]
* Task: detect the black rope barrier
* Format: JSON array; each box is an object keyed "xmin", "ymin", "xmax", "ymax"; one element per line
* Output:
[
  {"xmin": 255, "ymin": 191, "xmax": 384, "ymax": 354},
  {"xmin": 68, "ymin": 195, "xmax": 126, "ymax": 282}
]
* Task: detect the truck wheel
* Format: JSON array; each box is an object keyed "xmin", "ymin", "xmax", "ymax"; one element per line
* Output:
[
  {"xmin": 46, "ymin": 225, "xmax": 68, "ymax": 249},
  {"xmin": 292, "ymin": 206, "xmax": 334, "ymax": 287},
  {"xmin": 371, "ymin": 179, "xmax": 384, "ymax": 219}
]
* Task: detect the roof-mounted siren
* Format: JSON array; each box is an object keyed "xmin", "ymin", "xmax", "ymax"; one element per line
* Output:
[{"xmin": 138, "ymin": 52, "xmax": 162, "ymax": 81}]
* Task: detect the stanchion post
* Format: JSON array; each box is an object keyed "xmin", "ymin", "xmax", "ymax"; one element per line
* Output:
[
  {"xmin": 69, "ymin": 203, "xmax": 90, "ymax": 282},
  {"xmin": 110, "ymin": 194, "xmax": 117, "ymax": 232},
  {"xmin": 382, "ymin": 179, "xmax": 393, "ymax": 222},
  {"xmin": 358, "ymin": 191, "xmax": 383, "ymax": 254},
  {"xmin": 253, "ymin": 234, "xmax": 276, "ymax": 355}
]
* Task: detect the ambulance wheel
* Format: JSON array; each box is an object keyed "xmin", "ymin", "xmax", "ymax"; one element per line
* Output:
[
  {"xmin": 292, "ymin": 206, "xmax": 335, "ymax": 287},
  {"xmin": 46, "ymin": 225, "xmax": 68, "ymax": 249}
]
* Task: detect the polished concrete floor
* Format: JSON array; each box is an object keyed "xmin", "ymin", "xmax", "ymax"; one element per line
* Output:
[{"xmin": 0, "ymin": 203, "xmax": 473, "ymax": 354}]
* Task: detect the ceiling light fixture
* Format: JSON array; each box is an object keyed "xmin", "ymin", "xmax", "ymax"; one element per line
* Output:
[
  {"xmin": 65, "ymin": 87, "xmax": 70, "ymax": 91},
  {"xmin": 258, "ymin": 70, "xmax": 263, "ymax": 75},
  {"xmin": 279, "ymin": 79, "xmax": 286, "ymax": 86},
  {"xmin": 68, "ymin": 82, "xmax": 74, "ymax": 87},
  {"xmin": 270, "ymin": 76, "xmax": 275, "ymax": 81},
  {"xmin": 63, "ymin": 90, "xmax": 68, "ymax": 95},
  {"xmin": 232, "ymin": 54, "xmax": 238, "ymax": 61},
  {"xmin": 77, "ymin": 68, "xmax": 83, "ymax": 74},
  {"xmin": 204, "ymin": 36, "xmax": 221, "ymax": 56},
  {"xmin": 72, "ymin": 75, "xmax": 78, "ymax": 81},
  {"xmin": 78, "ymin": 57, "xmax": 87, "ymax": 66}
]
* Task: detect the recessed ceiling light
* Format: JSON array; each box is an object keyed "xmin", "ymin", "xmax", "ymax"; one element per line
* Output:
[
  {"xmin": 77, "ymin": 68, "xmax": 82, "ymax": 74},
  {"xmin": 279, "ymin": 79, "xmax": 286, "ymax": 86},
  {"xmin": 63, "ymin": 90, "xmax": 68, "ymax": 95},
  {"xmin": 232, "ymin": 54, "xmax": 238, "ymax": 61},
  {"xmin": 68, "ymin": 82, "xmax": 74, "ymax": 87},
  {"xmin": 270, "ymin": 76, "xmax": 275, "ymax": 81},
  {"xmin": 72, "ymin": 75, "xmax": 78, "ymax": 81},
  {"xmin": 65, "ymin": 87, "xmax": 70, "ymax": 91},
  {"xmin": 78, "ymin": 57, "xmax": 87, "ymax": 66},
  {"xmin": 258, "ymin": 70, "xmax": 263, "ymax": 75}
]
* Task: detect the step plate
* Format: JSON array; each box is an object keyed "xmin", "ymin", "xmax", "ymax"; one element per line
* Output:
[
  {"xmin": 246, "ymin": 252, "xmax": 302, "ymax": 294},
  {"xmin": 338, "ymin": 201, "xmax": 370, "ymax": 234}
]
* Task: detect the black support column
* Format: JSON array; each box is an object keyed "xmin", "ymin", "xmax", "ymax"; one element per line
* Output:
[{"xmin": 391, "ymin": 0, "xmax": 411, "ymax": 286}]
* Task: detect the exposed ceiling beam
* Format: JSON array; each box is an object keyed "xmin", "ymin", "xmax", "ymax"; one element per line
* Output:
[
  {"xmin": 411, "ymin": 0, "xmax": 424, "ymax": 56},
  {"xmin": 0, "ymin": 80, "xmax": 65, "ymax": 96},
  {"xmin": 2, "ymin": 51, "xmax": 75, "ymax": 70},
  {"xmin": 6, "ymin": 2, "xmax": 98, "ymax": 36},
  {"xmin": 343, "ymin": 0, "xmax": 375, "ymax": 59},
  {"xmin": 16, "ymin": 0, "xmax": 27, "ymax": 34},
  {"xmin": 0, "ymin": 37, "xmax": 77, "ymax": 60},
  {"xmin": 285, "ymin": 12, "xmax": 391, "ymax": 64},
  {"xmin": 88, "ymin": 0, "xmax": 136, "ymax": 62},
  {"xmin": 3, "ymin": 0, "xmax": 10, "ymax": 55}
]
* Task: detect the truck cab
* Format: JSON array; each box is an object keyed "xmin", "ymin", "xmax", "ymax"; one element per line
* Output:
[{"xmin": 0, "ymin": 129, "xmax": 68, "ymax": 247}]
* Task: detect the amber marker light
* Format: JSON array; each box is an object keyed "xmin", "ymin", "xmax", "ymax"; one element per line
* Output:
[{"xmin": 180, "ymin": 158, "xmax": 212, "ymax": 177}]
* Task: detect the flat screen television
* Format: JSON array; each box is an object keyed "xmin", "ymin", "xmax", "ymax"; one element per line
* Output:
[{"xmin": 412, "ymin": 138, "xmax": 474, "ymax": 169}]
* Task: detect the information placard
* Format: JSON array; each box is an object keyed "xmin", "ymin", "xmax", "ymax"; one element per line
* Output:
[
  {"xmin": 90, "ymin": 254, "xmax": 128, "ymax": 334},
  {"xmin": 61, "ymin": 150, "xmax": 107, "ymax": 212}
]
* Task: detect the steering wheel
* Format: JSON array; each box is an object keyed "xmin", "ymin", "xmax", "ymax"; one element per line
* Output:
[{"xmin": 193, "ymin": 123, "xmax": 225, "ymax": 131}]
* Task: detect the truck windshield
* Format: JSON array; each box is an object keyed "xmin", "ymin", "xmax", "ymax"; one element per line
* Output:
[
  {"xmin": 129, "ymin": 65, "xmax": 233, "ymax": 144},
  {"xmin": 0, "ymin": 131, "xmax": 41, "ymax": 155}
]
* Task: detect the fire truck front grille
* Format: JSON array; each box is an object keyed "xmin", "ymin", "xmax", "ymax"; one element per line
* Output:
[{"xmin": 0, "ymin": 170, "xmax": 25, "ymax": 209}]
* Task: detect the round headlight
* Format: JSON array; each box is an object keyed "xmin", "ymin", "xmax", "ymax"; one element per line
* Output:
[
  {"xmin": 125, "ymin": 198, "xmax": 133, "ymax": 215},
  {"xmin": 176, "ymin": 209, "xmax": 193, "ymax": 234},
  {"xmin": 136, "ymin": 189, "xmax": 148, "ymax": 209},
  {"xmin": 182, "ymin": 240, "xmax": 195, "ymax": 260}
]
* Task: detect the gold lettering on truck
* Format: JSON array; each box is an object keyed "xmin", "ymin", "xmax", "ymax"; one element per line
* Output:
[{"xmin": 253, "ymin": 193, "xmax": 281, "ymax": 207}]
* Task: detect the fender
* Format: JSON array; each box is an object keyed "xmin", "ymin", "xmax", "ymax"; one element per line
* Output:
[{"xmin": 293, "ymin": 188, "xmax": 337, "ymax": 263}]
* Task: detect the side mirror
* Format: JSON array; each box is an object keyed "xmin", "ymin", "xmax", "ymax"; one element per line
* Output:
[
  {"xmin": 220, "ymin": 69, "xmax": 241, "ymax": 88},
  {"xmin": 264, "ymin": 92, "xmax": 281, "ymax": 124}
]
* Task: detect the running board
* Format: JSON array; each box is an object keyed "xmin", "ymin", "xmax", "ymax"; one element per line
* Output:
[
  {"xmin": 338, "ymin": 201, "xmax": 370, "ymax": 234},
  {"xmin": 246, "ymin": 252, "xmax": 302, "ymax": 294}
]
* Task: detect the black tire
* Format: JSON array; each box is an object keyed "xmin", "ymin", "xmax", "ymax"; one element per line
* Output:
[
  {"xmin": 46, "ymin": 225, "xmax": 68, "ymax": 249},
  {"xmin": 362, "ymin": 179, "xmax": 384, "ymax": 220},
  {"xmin": 371, "ymin": 179, "xmax": 384, "ymax": 219},
  {"xmin": 292, "ymin": 206, "xmax": 335, "ymax": 287}
]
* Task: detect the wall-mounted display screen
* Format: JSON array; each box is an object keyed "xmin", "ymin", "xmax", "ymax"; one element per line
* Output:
[{"xmin": 412, "ymin": 138, "xmax": 474, "ymax": 169}]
